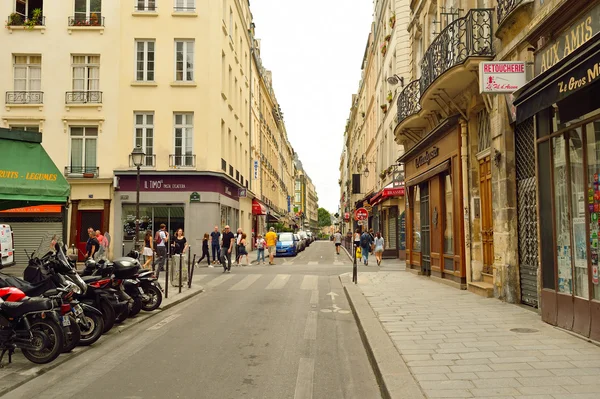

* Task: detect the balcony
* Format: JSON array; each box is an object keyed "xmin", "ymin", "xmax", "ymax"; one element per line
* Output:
[
  {"xmin": 6, "ymin": 13, "xmax": 45, "ymax": 27},
  {"xmin": 129, "ymin": 154, "xmax": 156, "ymax": 168},
  {"xmin": 5, "ymin": 91, "xmax": 43, "ymax": 105},
  {"xmin": 169, "ymin": 154, "xmax": 196, "ymax": 168},
  {"xmin": 64, "ymin": 166, "xmax": 99, "ymax": 178},
  {"xmin": 67, "ymin": 15, "xmax": 104, "ymax": 27},
  {"xmin": 65, "ymin": 91, "xmax": 102, "ymax": 104},
  {"xmin": 497, "ymin": 0, "xmax": 533, "ymax": 26},
  {"xmin": 396, "ymin": 80, "xmax": 421, "ymax": 125}
]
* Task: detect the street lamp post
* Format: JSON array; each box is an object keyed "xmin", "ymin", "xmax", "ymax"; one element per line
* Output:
[{"xmin": 131, "ymin": 146, "xmax": 145, "ymax": 250}]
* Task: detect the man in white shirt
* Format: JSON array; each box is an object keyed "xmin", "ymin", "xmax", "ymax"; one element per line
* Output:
[
  {"xmin": 333, "ymin": 231, "xmax": 342, "ymax": 255},
  {"xmin": 235, "ymin": 227, "xmax": 243, "ymax": 265},
  {"xmin": 155, "ymin": 224, "xmax": 169, "ymax": 272}
]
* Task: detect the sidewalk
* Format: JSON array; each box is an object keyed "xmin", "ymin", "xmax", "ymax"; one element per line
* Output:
[
  {"xmin": 342, "ymin": 271, "xmax": 600, "ymax": 399},
  {"xmin": 340, "ymin": 242, "xmax": 407, "ymax": 271}
]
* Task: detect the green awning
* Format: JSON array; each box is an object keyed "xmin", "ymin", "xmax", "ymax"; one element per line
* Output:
[{"xmin": 0, "ymin": 128, "xmax": 70, "ymax": 211}]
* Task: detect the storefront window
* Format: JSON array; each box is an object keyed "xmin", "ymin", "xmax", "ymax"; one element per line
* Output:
[
  {"xmin": 444, "ymin": 174, "xmax": 453, "ymax": 254},
  {"xmin": 413, "ymin": 186, "xmax": 421, "ymax": 252},
  {"xmin": 569, "ymin": 128, "xmax": 588, "ymax": 298},
  {"xmin": 553, "ymin": 136, "xmax": 572, "ymax": 294},
  {"xmin": 586, "ymin": 122, "xmax": 600, "ymax": 301},
  {"xmin": 122, "ymin": 205, "xmax": 184, "ymax": 243}
]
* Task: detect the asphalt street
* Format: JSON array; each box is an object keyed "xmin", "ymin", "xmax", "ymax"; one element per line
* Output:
[{"xmin": 4, "ymin": 241, "xmax": 381, "ymax": 399}]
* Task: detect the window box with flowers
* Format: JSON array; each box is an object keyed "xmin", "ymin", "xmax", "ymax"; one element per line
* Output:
[
  {"xmin": 379, "ymin": 170, "xmax": 387, "ymax": 180},
  {"xmin": 389, "ymin": 13, "xmax": 396, "ymax": 29},
  {"xmin": 387, "ymin": 91, "xmax": 393, "ymax": 104},
  {"xmin": 381, "ymin": 104, "xmax": 388, "ymax": 114}
]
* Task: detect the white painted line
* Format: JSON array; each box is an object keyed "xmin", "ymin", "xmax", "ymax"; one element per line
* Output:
[
  {"xmin": 146, "ymin": 314, "xmax": 181, "ymax": 331},
  {"xmin": 309, "ymin": 290, "xmax": 319, "ymax": 305},
  {"xmin": 205, "ymin": 274, "xmax": 234, "ymax": 288},
  {"xmin": 192, "ymin": 275, "xmax": 210, "ymax": 282},
  {"xmin": 307, "ymin": 261, "xmax": 318, "ymax": 265},
  {"xmin": 293, "ymin": 358, "xmax": 315, "ymax": 399},
  {"xmin": 265, "ymin": 274, "xmax": 291, "ymax": 290},
  {"xmin": 300, "ymin": 275, "xmax": 318, "ymax": 290},
  {"xmin": 228, "ymin": 274, "xmax": 261, "ymax": 291},
  {"xmin": 327, "ymin": 292, "xmax": 339, "ymax": 302},
  {"xmin": 303, "ymin": 311, "xmax": 318, "ymax": 340}
]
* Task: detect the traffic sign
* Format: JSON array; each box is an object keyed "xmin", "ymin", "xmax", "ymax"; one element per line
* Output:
[{"xmin": 354, "ymin": 208, "xmax": 368, "ymax": 221}]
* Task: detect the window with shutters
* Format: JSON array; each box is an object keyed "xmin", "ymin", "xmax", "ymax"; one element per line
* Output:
[{"xmin": 135, "ymin": 40, "xmax": 155, "ymax": 81}]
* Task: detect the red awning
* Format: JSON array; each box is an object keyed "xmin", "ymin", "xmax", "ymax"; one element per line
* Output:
[
  {"xmin": 370, "ymin": 184, "xmax": 405, "ymax": 206},
  {"xmin": 252, "ymin": 199, "xmax": 267, "ymax": 215}
]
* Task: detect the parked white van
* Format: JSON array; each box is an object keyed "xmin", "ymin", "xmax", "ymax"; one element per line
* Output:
[{"xmin": 0, "ymin": 224, "xmax": 15, "ymax": 267}]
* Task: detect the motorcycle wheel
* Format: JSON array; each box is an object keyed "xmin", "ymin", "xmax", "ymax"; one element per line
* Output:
[
  {"xmin": 61, "ymin": 315, "xmax": 81, "ymax": 353},
  {"xmin": 78, "ymin": 311, "xmax": 105, "ymax": 346},
  {"xmin": 100, "ymin": 301, "xmax": 116, "ymax": 334},
  {"xmin": 141, "ymin": 285, "xmax": 162, "ymax": 312},
  {"xmin": 114, "ymin": 303, "xmax": 130, "ymax": 323},
  {"xmin": 21, "ymin": 318, "xmax": 64, "ymax": 364},
  {"xmin": 129, "ymin": 296, "xmax": 142, "ymax": 318}
]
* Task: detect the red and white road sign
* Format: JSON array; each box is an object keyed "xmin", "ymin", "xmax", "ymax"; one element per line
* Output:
[{"xmin": 354, "ymin": 208, "xmax": 368, "ymax": 221}]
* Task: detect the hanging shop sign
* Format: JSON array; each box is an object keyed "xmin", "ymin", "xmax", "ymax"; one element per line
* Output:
[
  {"xmin": 238, "ymin": 188, "xmax": 247, "ymax": 198},
  {"xmin": 253, "ymin": 160, "xmax": 259, "ymax": 179},
  {"xmin": 415, "ymin": 146, "xmax": 439, "ymax": 168},
  {"xmin": 534, "ymin": 3, "xmax": 600, "ymax": 76},
  {"xmin": 479, "ymin": 62, "xmax": 527, "ymax": 93},
  {"xmin": 344, "ymin": 212, "xmax": 350, "ymax": 221}
]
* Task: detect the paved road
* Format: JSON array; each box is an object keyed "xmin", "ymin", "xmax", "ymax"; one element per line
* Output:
[{"xmin": 5, "ymin": 241, "xmax": 381, "ymax": 399}]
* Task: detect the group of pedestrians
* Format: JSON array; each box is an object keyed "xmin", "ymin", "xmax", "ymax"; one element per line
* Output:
[
  {"xmin": 333, "ymin": 227, "xmax": 385, "ymax": 266},
  {"xmin": 84, "ymin": 227, "xmax": 109, "ymax": 260}
]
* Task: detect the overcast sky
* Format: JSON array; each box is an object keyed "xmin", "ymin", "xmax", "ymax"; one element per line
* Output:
[{"xmin": 251, "ymin": 0, "xmax": 373, "ymax": 214}]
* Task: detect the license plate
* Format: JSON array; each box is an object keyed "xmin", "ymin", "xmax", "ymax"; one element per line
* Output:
[
  {"xmin": 62, "ymin": 316, "xmax": 71, "ymax": 327},
  {"xmin": 277, "ymin": 250, "xmax": 286, "ymax": 253},
  {"xmin": 73, "ymin": 305, "xmax": 83, "ymax": 316},
  {"xmin": 138, "ymin": 287, "xmax": 145, "ymax": 294}
]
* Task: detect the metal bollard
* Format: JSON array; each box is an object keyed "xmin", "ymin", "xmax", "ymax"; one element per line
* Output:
[
  {"xmin": 352, "ymin": 243, "xmax": 358, "ymax": 284},
  {"xmin": 122, "ymin": 243, "xmax": 125, "ymax": 257},
  {"xmin": 165, "ymin": 249, "xmax": 169, "ymax": 299},
  {"xmin": 189, "ymin": 254, "xmax": 196, "ymax": 288},
  {"xmin": 178, "ymin": 252, "xmax": 183, "ymax": 294}
]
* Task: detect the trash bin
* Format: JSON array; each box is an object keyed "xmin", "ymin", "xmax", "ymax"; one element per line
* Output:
[{"xmin": 170, "ymin": 254, "xmax": 188, "ymax": 287}]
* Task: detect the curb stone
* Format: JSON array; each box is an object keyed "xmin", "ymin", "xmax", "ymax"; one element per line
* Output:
[
  {"xmin": 340, "ymin": 274, "xmax": 425, "ymax": 399},
  {"xmin": 0, "ymin": 285, "xmax": 204, "ymax": 396}
]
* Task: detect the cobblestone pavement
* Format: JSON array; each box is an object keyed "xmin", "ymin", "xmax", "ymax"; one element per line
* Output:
[{"xmin": 357, "ymin": 271, "xmax": 600, "ymax": 399}]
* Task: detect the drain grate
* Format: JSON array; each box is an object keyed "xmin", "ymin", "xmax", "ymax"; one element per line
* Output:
[{"xmin": 510, "ymin": 328, "xmax": 539, "ymax": 333}]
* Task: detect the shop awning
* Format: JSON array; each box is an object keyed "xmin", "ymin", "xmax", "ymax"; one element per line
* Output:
[
  {"xmin": 0, "ymin": 129, "xmax": 70, "ymax": 211},
  {"xmin": 513, "ymin": 33, "xmax": 600, "ymax": 124},
  {"xmin": 267, "ymin": 211, "xmax": 280, "ymax": 222},
  {"xmin": 371, "ymin": 183, "xmax": 405, "ymax": 206},
  {"xmin": 252, "ymin": 199, "xmax": 267, "ymax": 215}
]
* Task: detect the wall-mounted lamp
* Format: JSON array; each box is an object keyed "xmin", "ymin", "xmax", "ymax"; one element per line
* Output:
[
  {"xmin": 363, "ymin": 161, "xmax": 377, "ymax": 178},
  {"xmin": 386, "ymin": 74, "xmax": 404, "ymax": 87}
]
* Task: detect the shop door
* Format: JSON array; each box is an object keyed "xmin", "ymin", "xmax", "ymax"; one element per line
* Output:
[
  {"xmin": 420, "ymin": 183, "xmax": 431, "ymax": 275},
  {"xmin": 516, "ymin": 118, "xmax": 539, "ymax": 307},
  {"xmin": 479, "ymin": 156, "xmax": 494, "ymax": 274},
  {"xmin": 77, "ymin": 210, "xmax": 103, "ymax": 261}
]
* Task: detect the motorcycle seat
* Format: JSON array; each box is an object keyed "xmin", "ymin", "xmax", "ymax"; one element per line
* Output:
[
  {"xmin": 0, "ymin": 297, "xmax": 54, "ymax": 318},
  {"xmin": 0, "ymin": 273, "xmax": 55, "ymax": 297},
  {"xmin": 81, "ymin": 275, "xmax": 104, "ymax": 283}
]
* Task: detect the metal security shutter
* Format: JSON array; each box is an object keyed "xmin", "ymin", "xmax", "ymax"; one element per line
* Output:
[
  {"xmin": 388, "ymin": 207, "xmax": 398, "ymax": 250},
  {"xmin": 516, "ymin": 118, "xmax": 539, "ymax": 308},
  {"xmin": 11, "ymin": 222, "xmax": 63, "ymax": 266}
]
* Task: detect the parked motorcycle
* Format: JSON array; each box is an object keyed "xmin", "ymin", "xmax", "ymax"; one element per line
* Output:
[{"xmin": 0, "ymin": 287, "xmax": 64, "ymax": 365}]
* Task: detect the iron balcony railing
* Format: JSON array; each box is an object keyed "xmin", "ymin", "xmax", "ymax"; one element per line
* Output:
[
  {"xmin": 6, "ymin": 14, "xmax": 45, "ymax": 26},
  {"xmin": 68, "ymin": 15, "xmax": 105, "ymax": 27},
  {"xmin": 169, "ymin": 154, "xmax": 196, "ymax": 168},
  {"xmin": 497, "ymin": 0, "xmax": 525, "ymax": 24},
  {"xmin": 64, "ymin": 166, "xmax": 99, "ymax": 176},
  {"xmin": 135, "ymin": 3, "xmax": 157, "ymax": 11},
  {"xmin": 396, "ymin": 80, "xmax": 421, "ymax": 124},
  {"xmin": 5, "ymin": 91, "xmax": 43, "ymax": 104},
  {"xmin": 65, "ymin": 91, "xmax": 102, "ymax": 104},
  {"xmin": 173, "ymin": 6, "xmax": 196, "ymax": 12},
  {"xmin": 129, "ymin": 154, "xmax": 156, "ymax": 168},
  {"xmin": 420, "ymin": 8, "xmax": 494, "ymax": 96}
]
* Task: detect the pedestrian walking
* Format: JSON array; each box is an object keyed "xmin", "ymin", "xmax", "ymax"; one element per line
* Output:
[
  {"xmin": 353, "ymin": 229, "xmax": 361, "ymax": 248},
  {"xmin": 238, "ymin": 233, "xmax": 250, "ymax": 266},
  {"xmin": 235, "ymin": 227, "xmax": 243, "ymax": 265},
  {"xmin": 374, "ymin": 232, "xmax": 385, "ymax": 266},
  {"xmin": 360, "ymin": 229, "xmax": 373, "ymax": 266},
  {"xmin": 198, "ymin": 233, "xmax": 211, "ymax": 266},
  {"xmin": 210, "ymin": 226, "xmax": 221, "ymax": 265},
  {"xmin": 255, "ymin": 234, "xmax": 266, "ymax": 264},
  {"xmin": 142, "ymin": 230, "xmax": 154, "ymax": 269},
  {"xmin": 368, "ymin": 228, "xmax": 375, "ymax": 254},
  {"xmin": 84, "ymin": 230, "xmax": 100, "ymax": 260},
  {"xmin": 265, "ymin": 227, "xmax": 278, "ymax": 265},
  {"xmin": 154, "ymin": 224, "xmax": 169, "ymax": 272},
  {"xmin": 95, "ymin": 230, "xmax": 108, "ymax": 260},
  {"xmin": 333, "ymin": 230, "xmax": 342, "ymax": 255},
  {"xmin": 221, "ymin": 225, "xmax": 235, "ymax": 273}
]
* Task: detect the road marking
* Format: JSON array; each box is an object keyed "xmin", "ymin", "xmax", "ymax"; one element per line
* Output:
[
  {"xmin": 309, "ymin": 290, "xmax": 319, "ymax": 305},
  {"xmin": 146, "ymin": 314, "xmax": 181, "ymax": 331},
  {"xmin": 192, "ymin": 274, "xmax": 210, "ymax": 282},
  {"xmin": 228, "ymin": 274, "xmax": 261, "ymax": 291},
  {"xmin": 205, "ymin": 274, "xmax": 234, "ymax": 288},
  {"xmin": 265, "ymin": 274, "xmax": 291, "ymax": 290},
  {"xmin": 303, "ymin": 311, "xmax": 318, "ymax": 340},
  {"xmin": 307, "ymin": 261, "xmax": 318, "ymax": 265},
  {"xmin": 300, "ymin": 275, "xmax": 318, "ymax": 290},
  {"xmin": 327, "ymin": 291, "xmax": 339, "ymax": 302},
  {"xmin": 293, "ymin": 358, "xmax": 315, "ymax": 399}
]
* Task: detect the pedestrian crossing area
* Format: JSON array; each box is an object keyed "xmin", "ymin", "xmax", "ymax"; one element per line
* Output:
[{"xmin": 190, "ymin": 273, "xmax": 335, "ymax": 292}]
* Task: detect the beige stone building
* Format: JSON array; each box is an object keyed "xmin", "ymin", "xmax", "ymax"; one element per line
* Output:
[{"xmin": 1, "ymin": 0, "xmax": 305, "ymax": 259}]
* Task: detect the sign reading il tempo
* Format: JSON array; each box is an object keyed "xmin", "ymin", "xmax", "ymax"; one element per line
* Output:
[
  {"xmin": 354, "ymin": 208, "xmax": 368, "ymax": 221},
  {"xmin": 479, "ymin": 62, "xmax": 527, "ymax": 93}
]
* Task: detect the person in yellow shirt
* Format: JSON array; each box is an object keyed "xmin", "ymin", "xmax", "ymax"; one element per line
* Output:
[{"xmin": 265, "ymin": 227, "xmax": 278, "ymax": 265}]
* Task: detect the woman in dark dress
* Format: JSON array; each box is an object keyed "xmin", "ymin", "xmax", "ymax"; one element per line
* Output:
[
  {"xmin": 197, "ymin": 233, "xmax": 211, "ymax": 266},
  {"xmin": 172, "ymin": 228, "xmax": 188, "ymax": 255}
]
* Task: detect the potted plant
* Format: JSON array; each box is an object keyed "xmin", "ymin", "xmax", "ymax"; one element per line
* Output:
[
  {"xmin": 390, "ymin": 12, "xmax": 396, "ymax": 29},
  {"xmin": 384, "ymin": 34, "xmax": 391, "ymax": 42},
  {"xmin": 90, "ymin": 12, "xmax": 99, "ymax": 26},
  {"xmin": 387, "ymin": 91, "xmax": 393, "ymax": 104},
  {"xmin": 379, "ymin": 170, "xmax": 387, "ymax": 179},
  {"xmin": 6, "ymin": 13, "xmax": 23, "ymax": 27},
  {"xmin": 24, "ymin": 8, "xmax": 42, "ymax": 29},
  {"xmin": 381, "ymin": 104, "xmax": 388, "ymax": 113},
  {"xmin": 83, "ymin": 172, "xmax": 95, "ymax": 178}
]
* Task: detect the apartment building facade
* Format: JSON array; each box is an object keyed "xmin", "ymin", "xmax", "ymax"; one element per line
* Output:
[{"xmin": 1, "ymin": 0, "xmax": 308, "ymax": 258}]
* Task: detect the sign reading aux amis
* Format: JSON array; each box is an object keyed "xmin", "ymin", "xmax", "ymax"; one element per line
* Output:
[{"xmin": 534, "ymin": 3, "xmax": 600, "ymax": 76}]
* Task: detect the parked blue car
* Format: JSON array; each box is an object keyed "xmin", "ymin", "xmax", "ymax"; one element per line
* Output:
[{"xmin": 275, "ymin": 232, "xmax": 298, "ymax": 257}]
